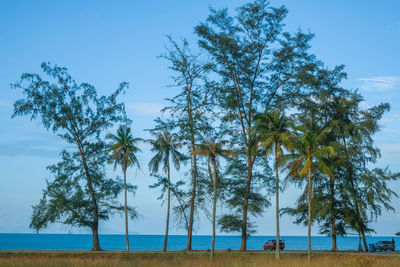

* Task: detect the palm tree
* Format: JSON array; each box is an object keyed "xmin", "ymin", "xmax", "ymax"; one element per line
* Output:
[
  {"xmin": 107, "ymin": 125, "xmax": 142, "ymax": 251},
  {"xmin": 191, "ymin": 138, "xmax": 236, "ymax": 260},
  {"xmin": 255, "ymin": 109, "xmax": 293, "ymax": 259},
  {"xmin": 148, "ymin": 130, "xmax": 186, "ymax": 252},
  {"xmin": 285, "ymin": 121, "xmax": 335, "ymax": 261}
]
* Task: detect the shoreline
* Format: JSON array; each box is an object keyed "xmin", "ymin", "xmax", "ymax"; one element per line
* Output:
[{"xmin": 1, "ymin": 250, "xmax": 399, "ymax": 255}]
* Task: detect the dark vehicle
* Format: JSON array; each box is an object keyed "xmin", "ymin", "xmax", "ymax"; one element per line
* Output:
[
  {"xmin": 263, "ymin": 240, "xmax": 285, "ymax": 251},
  {"xmin": 370, "ymin": 241, "xmax": 395, "ymax": 252}
]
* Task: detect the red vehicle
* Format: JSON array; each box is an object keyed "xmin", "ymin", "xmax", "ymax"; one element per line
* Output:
[{"xmin": 263, "ymin": 240, "xmax": 285, "ymax": 251}]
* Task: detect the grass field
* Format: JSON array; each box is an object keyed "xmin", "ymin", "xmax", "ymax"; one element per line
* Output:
[{"xmin": 0, "ymin": 251, "xmax": 400, "ymax": 267}]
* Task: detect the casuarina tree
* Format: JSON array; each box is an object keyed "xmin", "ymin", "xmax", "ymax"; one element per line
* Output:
[
  {"xmin": 195, "ymin": 0, "xmax": 316, "ymax": 250},
  {"xmin": 160, "ymin": 37, "xmax": 211, "ymax": 250},
  {"xmin": 12, "ymin": 62, "xmax": 135, "ymax": 251}
]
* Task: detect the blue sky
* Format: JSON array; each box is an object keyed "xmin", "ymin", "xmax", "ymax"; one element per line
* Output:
[{"xmin": 0, "ymin": 0, "xmax": 400, "ymax": 237}]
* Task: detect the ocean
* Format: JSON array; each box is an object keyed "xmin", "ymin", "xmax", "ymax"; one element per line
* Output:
[{"xmin": 0, "ymin": 234, "xmax": 398, "ymax": 251}]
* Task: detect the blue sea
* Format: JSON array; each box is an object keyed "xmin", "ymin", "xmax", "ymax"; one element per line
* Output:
[{"xmin": 0, "ymin": 234, "xmax": 399, "ymax": 251}]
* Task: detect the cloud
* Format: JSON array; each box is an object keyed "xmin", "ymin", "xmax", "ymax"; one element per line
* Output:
[
  {"xmin": 0, "ymin": 138, "xmax": 61, "ymax": 158},
  {"xmin": 125, "ymin": 102, "xmax": 164, "ymax": 116},
  {"xmin": 359, "ymin": 101, "xmax": 370, "ymax": 110},
  {"xmin": 0, "ymin": 100, "xmax": 12, "ymax": 109},
  {"xmin": 358, "ymin": 76, "xmax": 400, "ymax": 91},
  {"xmin": 380, "ymin": 143, "xmax": 400, "ymax": 160},
  {"xmin": 380, "ymin": 118, "xmax": 393, "ymax": 127}
]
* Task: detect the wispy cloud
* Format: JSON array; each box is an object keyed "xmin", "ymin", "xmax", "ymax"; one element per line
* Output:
[
  {"xmin": 358, "ymin": 76, "xmax": 400, "ymax": 91},
  {"xmin": 0, "ymin": 100, "xmax": 12, "ymax": 109},
  {"xmin": 0, "ymin": 138, "xmax": 61, "ymax": 158},
  {"xmin": 358, "ymin": 101, "xmax": 370, "ymax": 110},
  {"xmin": 125, "ymin": 102, "xmax": 164, "ymax": 116},
  {"xmin": 380, "ymin": 143, "xmax": 400, "ymax": 160}
]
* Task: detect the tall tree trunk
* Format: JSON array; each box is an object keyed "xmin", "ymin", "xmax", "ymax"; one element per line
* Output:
[
  {"xmin": 240, "ymin": 158, "xmax": 253, "ymax": 251},
  {"xmin": 123, "ymin": 166, "xmax": 130, "ymax": 251},
  {"xmin": 361, "ymin": 231, "xmax": 368, "ymax": 252},
  {"xmin": 211, "ymin": 159, "xmax": 218, "ymax": 260},
  {"xmin": 307, "ymin": 168, "xmax": 312, "ymax": 261},
  {"xmin": 163, "ymin": 159, "xmax": 171, "ymax": 252},
  {"xmin": 343, "ymin": 137, "xmax": 368, "ymax": 252},
  {"xmin": 331, "ymin": 220, "xmax": 337, "ymax": 252},
  {"xmin": 92, "ymin": 227, "xmax": 101, "ymax": 251},
  {"xmin": 186, "ymin": 87, "xmax": 197, "ymax": 251},
  {"xmin": 77, "ymin": 142, "xmax": 101, "ymax": 251},
  {"xmin": 186, "ymin": 154, "xmax": 197, "ymax": 251},
  {"xmin": 330, "ymin": 178, "xmax": 337, "ymax": 252},
  {"xmin": 275, "ymin": 145, "xmax": 280, "ymax": 259}
]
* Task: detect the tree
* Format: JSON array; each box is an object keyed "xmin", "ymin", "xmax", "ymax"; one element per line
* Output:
[
  {"xmin": 148, "ymin": 129, "xmax": 186, "ymax": 252},
  {"xmin": 13, "ymin": 62, "xmax": 133, "ymax": 251},
  {"xmin": 291, "ymin": 66, "xmax": 400, "ymax": 251},
  {"xmin": 285, "ymin": 121, "xmax": 335, "ymax": 261},
  {"xmin": 107, "ymin": 125, "xmax": 142, "ymax": 251},
  {"xmin": 254, "ymin": 109, "xmax": 293, "ymax": 259},
  {"xmin": 287, "ymin": 65, "xmax": 349, "ymax": 252},
  {"xmin": 160, "ymin": 37, "xmax": 211, "ymax": 250},
  {"xmin": 191, "ymin": 139, "xmax": 236, "ymax": 260},
  {"xmin": 334, "ymin": 100, "xmax": 399, "ymax": 251},
  {"xmin": 195, "ymin": 0, "xmax": 316, "ymax": 250}
]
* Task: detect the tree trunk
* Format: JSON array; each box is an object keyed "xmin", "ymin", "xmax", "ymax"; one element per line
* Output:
[
  {"xmin": 91, "ymin": 227, "xmax": 101, "ymax": 251},
  {"xmin": 331, "ymin": 220, "xmax": 337, "ymax": 252},
  {"xmin": 123, "ymin": 166, "xmax": 130, "ymax": 251},
  {"xmin": 77, "ymin": 141, "xmax": 101, "ymax": 251},
  {"xmin": 186, "ymin": 87, "xmax": 197, "ymax": 252},
  {"xmin": 330, "ymin": 177, "xmax": 337, "ymax": 252},
  {"xmin": 186, "ymin": 154, "xmax": 197, "ymax": 251},
  {"xmin": 361, "ymin": 230, "xmax": 369, "ymax": 252},
  {"xmin": 275, "ymin": 146, "xmax": 280, "ymax": 259},
  {"xmin": 211, "ymin": 159, "xmax": 218, "ymax": 260},
  {"xmin": 163, "ymin": 160, "xmax": 171, "ymax": 252},
  {"xmin": 240, "ymin": 158, "xmax": 253, "ymax": 251},
  {"xmin": 307, "ymin": 168, "xmax": 312, "ymax": 261},
  {"xmin": 343, "ymin": 137, "xmax": 367, "ymax": 252}
]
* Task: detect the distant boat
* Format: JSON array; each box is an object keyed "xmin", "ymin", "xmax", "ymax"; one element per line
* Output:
[{"xmin": 396, "ymin": 232, "xmax": 400, "ymax": 236}]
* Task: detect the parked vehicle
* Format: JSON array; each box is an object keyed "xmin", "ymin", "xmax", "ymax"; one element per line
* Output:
[
  {"xmin": 263, "ymin": 240, "xmax": 285, "ymax": 251},
  {"xmin": 370, "ymin": 241, "xmax": 395, "ymax": 252}
]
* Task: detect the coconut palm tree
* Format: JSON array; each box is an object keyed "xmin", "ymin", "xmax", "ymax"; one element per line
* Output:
[
  {"xmin": 255, "ymin": 109, "xmax": 293, "ymax": 259},
  {"xmin": 285, "ymin": 121, "xmax": 335, "ymax": 261},
  {"xmin": 148, "ymin": 130, "xmax": 186, "ymax": 252},
  {"xmin": 107, "ymin": 125, "xmax": 142, "ymax": 251},
  {"xmin": 191, "ymin": 138, "xmax": 236, "ymax": 260}
]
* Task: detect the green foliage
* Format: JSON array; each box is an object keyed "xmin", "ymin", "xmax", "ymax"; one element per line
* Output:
[
  {"xmin": 30, "ymin": 149, "xmax": 137, "ymax": 231},
  {"xmin": 218, "ymin": 215, "xmax": 256, "ymax": 237},
  {"xmin": 194, "ymin": 0, "xmax": 316, "ymax": 246},
  {"xmin": 148, "ymin": 129, "xmax": 186, "ymax": 175},
  {"xmin": 12, "ymin": 63, "xmax": 131, "ymax": 250},
  {"xmin": 283, "ymin": 64, "xmax": 400, "ymax": 252},
  {"xmin": 107, "ymin": 125, "xmax": 142, "ymax": 171},
  {"xmin": 12, "ymin": 62, "xmax": 128, "ymax": 142}
]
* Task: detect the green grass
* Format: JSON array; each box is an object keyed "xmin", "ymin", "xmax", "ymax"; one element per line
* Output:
[{"xmin": 0, "ymin": 251, "xmax": 399, "ymax": 267}]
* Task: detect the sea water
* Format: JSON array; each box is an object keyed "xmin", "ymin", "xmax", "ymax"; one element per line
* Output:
[{"xmin": 0, "ymin": 234, "xmax": 398, "ymax": 251}]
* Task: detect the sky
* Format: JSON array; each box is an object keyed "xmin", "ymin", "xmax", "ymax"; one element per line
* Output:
[{"xmin": 0, "ymin": 0, "xmax": 400, "ymax": 237}]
